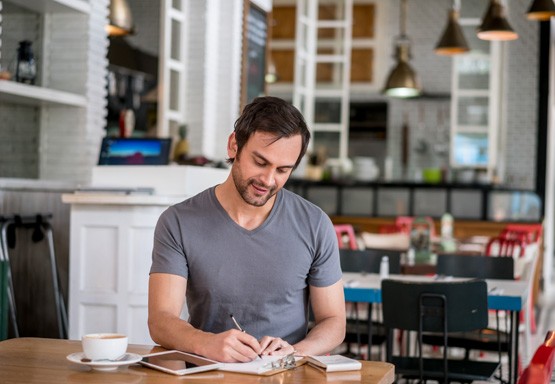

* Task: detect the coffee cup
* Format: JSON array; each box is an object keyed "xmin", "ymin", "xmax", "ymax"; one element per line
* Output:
[{"xmin": 82, "ymin": 333, "xmax": 128, "ymax": 361}]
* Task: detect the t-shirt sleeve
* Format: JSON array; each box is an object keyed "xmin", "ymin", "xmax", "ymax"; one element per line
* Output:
[
  {"xmin": 150, "ymin": 207, "xmax": 189, "ymax": 278},
  {"xmin": 307, "ymin": 212, "xmax": 342, "ymax": 287}
]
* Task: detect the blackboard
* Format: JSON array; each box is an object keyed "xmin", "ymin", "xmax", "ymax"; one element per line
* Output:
[{"xmin": 244, "ymin": 3, "xmax": 268, "ymax": 105}]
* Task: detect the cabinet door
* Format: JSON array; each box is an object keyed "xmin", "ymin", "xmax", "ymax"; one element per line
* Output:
[{"xmin": 450, "ymin": 22, "xmax": 501, "ymax": 179}]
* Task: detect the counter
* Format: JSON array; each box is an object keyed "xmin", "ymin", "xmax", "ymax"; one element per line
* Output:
[{"xmin": 63, "ymin": 165, "xmax": 229, "ymax": 344}]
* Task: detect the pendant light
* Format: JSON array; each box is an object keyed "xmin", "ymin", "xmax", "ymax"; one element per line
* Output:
[
  {"xmin": 477, "ymin": 0, "xmax": 518, "ymax": 41},
  {"xmin": 527, "ymin": 0, "xmax": 555, "ymax": 21},
  {"xmin": 434, "ymin": 0, "xmax": 469, "ymax": 55},
  {"xmin": 107, "ymin": 0, "xmax": 134, "ymax": 37},
  {"xmin": 383, "ymin": 0, "xmax": 421, "ymax": 98}
]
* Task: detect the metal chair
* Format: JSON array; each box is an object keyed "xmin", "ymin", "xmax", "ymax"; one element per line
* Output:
[
  {"xmin": 428, "ymin": 254, "xmax": 514, "ymax": 382},
  {"xmin": 382, "ymin": 279, "xmax": 500, "ymax": 383},
  {"xmin": 340, "ymin": 249, "xmax": 401, "ymax": 360},
  {"xmin": 333, "ymin": 224, "xmax": 358, "ymax": 250}
]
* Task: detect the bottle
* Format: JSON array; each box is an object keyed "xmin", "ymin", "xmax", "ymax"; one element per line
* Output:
[
  {"xmin": 440, "ymin": 212, "xmax": 454, "ymax": 239},
  {"xmin": 380, "ymin": 256, "xmax": 389, "ymax": 279},
  {"xmin": 407, "ymin": 247, "xmax": 415, "ymax": 266}
]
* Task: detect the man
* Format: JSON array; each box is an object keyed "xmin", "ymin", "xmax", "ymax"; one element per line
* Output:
[{"xmin": 148, "ymin": 96, "xmax": 345, "ymax": 363}]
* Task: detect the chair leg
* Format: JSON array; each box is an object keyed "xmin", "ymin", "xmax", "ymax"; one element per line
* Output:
[{"xmin": 44, "ymin": 223, "xmax": 68, "ymax": 339}]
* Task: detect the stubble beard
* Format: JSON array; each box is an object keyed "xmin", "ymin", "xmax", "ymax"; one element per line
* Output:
[{"xmin": 232, "ymin": 166, "xmax": 277, "ymax": 207}]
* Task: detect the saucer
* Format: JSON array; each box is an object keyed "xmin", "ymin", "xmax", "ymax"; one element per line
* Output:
[{"xmin": 67, "ymin": 352, "xmax": 142, "ymax": 371}]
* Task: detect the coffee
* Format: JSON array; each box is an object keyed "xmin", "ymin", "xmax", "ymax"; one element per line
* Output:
[{"xmin": 87, "ymin": 334, "xmax": 125, "ymax": 339}]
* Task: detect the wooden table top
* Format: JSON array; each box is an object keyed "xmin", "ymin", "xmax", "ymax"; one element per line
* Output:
[{"xmin": 0, "ymin": 338, "xmax": 395, "ymax": 384}]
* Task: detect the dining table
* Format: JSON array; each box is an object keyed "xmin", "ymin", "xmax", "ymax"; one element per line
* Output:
[
  {"xmin": 0, "ymin": 337, "xmax": 395, "ymax": 384},
  {"xmin": 343, "ymin": 272, "xmax": 529, "ymax": 384}
]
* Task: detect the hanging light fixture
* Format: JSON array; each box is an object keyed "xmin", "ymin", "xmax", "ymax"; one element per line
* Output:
[
  {"xmin": 106, "ymin": 0, "xmax": 134, "ymax": 37},
  {"xmin": 383, "ymin": 0, "xmax": 421, "ymax": 98},
  {"xmin": 527, "ymin": 0, "xmax": 555, "ymax": 21},
  {"xmin": 434, "ymin": 0, "xmax": 469, "ymax": 55},
  {"xmin": 477, "ymin": 0, "xmax": 518, "ymax": 41}
]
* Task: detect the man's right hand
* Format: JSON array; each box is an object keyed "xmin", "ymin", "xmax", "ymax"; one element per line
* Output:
[{"xmin": 201, "ymin": 329, "xmax": 262, "ymax": 363}]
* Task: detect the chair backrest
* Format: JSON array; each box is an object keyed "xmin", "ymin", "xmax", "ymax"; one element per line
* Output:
[
  {"xmin": 502, "ymin": 223, "xmax": 543, "ymax": 245},
  {"xmin": 382, "ymin": 279, "xmax": 488, "ymax": 333},
  {"xmin": 485, "ymin": 236, "xmax": 526, "ymax": 258},
  {"xmin": 436, "ymin": 254, "xmax": 514, "ymax": 280},
  {"xmin": 333, "ymin": 224, "xmax": 358, "ymax": 250},
  {"xmin": 340, "ymin": 249, "xmax": 401, "ymax": 274}
]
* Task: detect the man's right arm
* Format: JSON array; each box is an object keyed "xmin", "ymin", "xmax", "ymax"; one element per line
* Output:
[{"xmin": 147, "ymin": 273, "xmax": 261, "ymax": 362}]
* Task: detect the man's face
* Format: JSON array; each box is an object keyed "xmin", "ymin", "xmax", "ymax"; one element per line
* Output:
[{"xmin": 229, "ymin": 131, "xmax": 302, "ymax": 207}]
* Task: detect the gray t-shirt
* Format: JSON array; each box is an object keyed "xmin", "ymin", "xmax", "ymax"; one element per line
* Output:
[{"xmin": 150, "ymin": 186, "xmax": 341, "ymax": 344}]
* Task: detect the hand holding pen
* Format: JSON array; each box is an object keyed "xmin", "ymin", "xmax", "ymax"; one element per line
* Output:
[
  {"xmin": 231, "ymin": 314, "xmax": 296, "ymax": 357},
  {"xmin": 230, "ymin": 314, "xmax": 262, "ymax": 358}
]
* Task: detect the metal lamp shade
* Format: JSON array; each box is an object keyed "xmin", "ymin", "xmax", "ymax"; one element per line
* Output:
[
  {"xmin": 107, "ymin": 0, "xmax": 134, "ymax": 36},
  {"xmin": 435, "ymin": 9, "xmax": 469, "ymax": 55},
  {"xmin": 527, "ymin": 0, "xmax": 555, "ymax": 21},
  {"xmin": 383, "ymin": 45, "xmax": 421, "ymax": 98},
  {"xmin": 477, "ymin": 0, "xmax": 518, "ymax": 41}
]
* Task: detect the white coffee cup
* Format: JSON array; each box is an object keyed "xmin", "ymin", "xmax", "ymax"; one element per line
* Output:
[{"xmin": 82, "ymin": 333, "xmax": 128, "ymax": 361}]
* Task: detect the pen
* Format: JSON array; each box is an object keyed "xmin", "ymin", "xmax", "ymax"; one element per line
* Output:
[
  {"xmin": 229, "ymin": 314, "xmax": 245, "ymax": 332},
  {"xmin": 230, "ymin": 314, "xmax": 262, "ymax": 358}
]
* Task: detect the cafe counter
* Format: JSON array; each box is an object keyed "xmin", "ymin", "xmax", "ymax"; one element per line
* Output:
[{"xmin": 62, "ymin": 166, "xmax": 229, "ymax": 344}]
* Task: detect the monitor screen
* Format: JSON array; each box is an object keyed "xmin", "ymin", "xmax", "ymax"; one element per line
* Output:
[{"xmin": 98, "ymin": 137, "xmax": 172, "ymax": 165}]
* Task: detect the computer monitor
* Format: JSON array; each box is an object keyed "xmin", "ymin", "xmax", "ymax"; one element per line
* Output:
[{"xmin": 98, "ymin": 137, "xmax": 172, "ymax": 166}]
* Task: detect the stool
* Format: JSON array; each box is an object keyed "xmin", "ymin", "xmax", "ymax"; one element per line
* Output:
[{"xmin": 0, "ymin": 214, "xmax": 67, "ymax": 339}]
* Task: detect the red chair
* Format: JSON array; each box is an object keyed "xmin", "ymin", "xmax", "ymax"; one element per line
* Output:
[
  {"xmin": 486, "ymin": 235, "xmax": 538, "ymax": 337},
  {"xmin": 517, "ymin": 331, "xmax": 555, "ymax": 384},
  {"xmin": 501, "ymin": 223, "xmax": 543, "ymax": 245},
  {"xmin": 485, "ymin": 236, "xmax": 527, "ymax": 258},
  {"xmin": 333, "ymin": 224, "xmax": 358, "ymax": 250}
]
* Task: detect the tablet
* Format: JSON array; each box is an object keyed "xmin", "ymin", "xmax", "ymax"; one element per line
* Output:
[{"xmin": 140, "ymin": 350, "xmax": 221, "ymax": 376}]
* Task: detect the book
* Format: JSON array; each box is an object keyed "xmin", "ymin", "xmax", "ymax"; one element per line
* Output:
[{"xmin": 305, "ymin": 355, "xmax": 362, "ymax": 372}]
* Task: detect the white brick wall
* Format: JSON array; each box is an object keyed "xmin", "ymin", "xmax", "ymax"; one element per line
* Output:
[{"xmin": 0, "ymin": 0, "xmax": 109, "ymax": 183}]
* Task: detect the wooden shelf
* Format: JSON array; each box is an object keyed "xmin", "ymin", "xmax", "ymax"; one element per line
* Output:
[
  {"xmin": 0, "ymin": 80, "xmax": 87, "ymax": 107},
  {"xmin": 4, "ymin": 0, "xmax": 90, "ymax": 14}
]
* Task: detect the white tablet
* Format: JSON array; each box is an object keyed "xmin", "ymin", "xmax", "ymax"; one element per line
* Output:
[{"xmin": 140, "ymin": 350, "xmax": 221, "ymax": 376}]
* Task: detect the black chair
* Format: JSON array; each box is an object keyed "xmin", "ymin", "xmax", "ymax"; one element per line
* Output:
[
  {"xmin": 340, "ymin": 249, "xmax": 401, "ymax": 360},
  {"xmin": 340, "ymin": 248, "xmax": 402, "ymax": 275},
  {"xmin": 436, "ymin": 253, "xmax": 514, "ymax": 280},
  {"xmin": 382, "ymin": 279, "xmax": 500, "ymax": 383},
  {"xmin": 425, "ymin": 254, "xmax": 514, "ymax": 382}
]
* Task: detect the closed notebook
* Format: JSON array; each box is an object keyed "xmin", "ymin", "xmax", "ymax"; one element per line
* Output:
[{"xmin": 305, "ymin": 355, "xmax": 362, "ymax": 372}]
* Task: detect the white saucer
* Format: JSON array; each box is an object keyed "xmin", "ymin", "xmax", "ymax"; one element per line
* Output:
[{"xmin": 67, "ymin": 352, "xmax": 142, "ymax": 371}]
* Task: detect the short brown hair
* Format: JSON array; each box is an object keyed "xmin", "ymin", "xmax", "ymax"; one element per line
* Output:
[{"xmin": 227, "ymin": 96, "xmax": 310, "ymax": 168}]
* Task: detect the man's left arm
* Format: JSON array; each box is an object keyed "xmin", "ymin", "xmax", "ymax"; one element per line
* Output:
[{"xmin": 293, "ymin": 280, "xmax": 346, "ymax": 356}]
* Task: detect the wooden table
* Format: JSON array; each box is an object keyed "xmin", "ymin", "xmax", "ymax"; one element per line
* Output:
[{"xmin": 0, "ymin": 338, "xmax": 395, "ymax": 384}]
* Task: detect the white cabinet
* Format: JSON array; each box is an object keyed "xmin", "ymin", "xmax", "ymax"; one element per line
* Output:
[
  {"xmin": 64, "ymin": 199, "xmax": 172, "ymax": 345},
  {"xmin": 449, "ymin": 19, "xmax": 502, "ymax": 181},
  {"xmin": 63, "ymin": 165, "xmax": 229, "ymax": 344},
  {"xmin": 0, "ymin": 0, "xmax": 108, "ymax": 182}
]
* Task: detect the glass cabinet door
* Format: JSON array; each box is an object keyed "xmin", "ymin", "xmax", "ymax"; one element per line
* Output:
[{"xmin": 450, "ymin": 22, "xmax": 501, "ymax": 178}]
